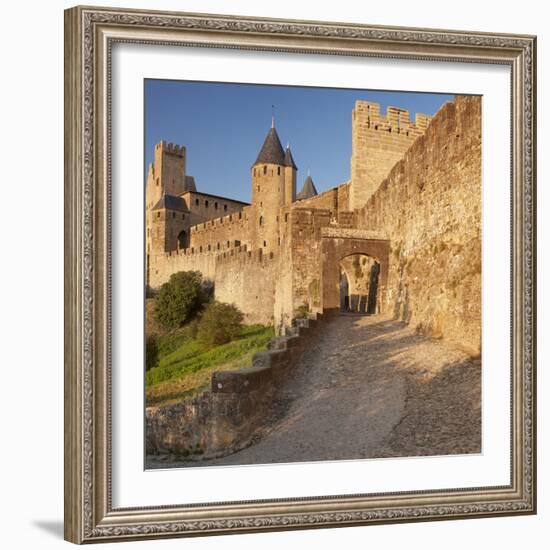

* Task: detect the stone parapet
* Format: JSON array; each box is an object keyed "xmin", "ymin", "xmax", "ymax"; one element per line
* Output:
[{"xmin": 146, "ymin": 312, "xmax": 329, "ymax": 459}]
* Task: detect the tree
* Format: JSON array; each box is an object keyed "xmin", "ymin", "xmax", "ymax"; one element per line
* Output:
[
  {"xmin": 153, "ymin": 271, "xmax": 205, "ymax": 330},
  {"xmin": 197, "ymin": 301, "xmax": 244, "ymax": 346}
]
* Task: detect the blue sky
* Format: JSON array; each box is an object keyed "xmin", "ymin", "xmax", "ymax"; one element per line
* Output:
[{"xmin": 145, "ymin": 80, "xmax": 454, "ymax": 203}]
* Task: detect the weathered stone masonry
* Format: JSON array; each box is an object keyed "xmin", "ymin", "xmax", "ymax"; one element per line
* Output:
[
  {"xmin": 145, "ymin": 96, "xmax": 482, "ymax": 458},
  {"xmin": 357, "ymin": 96, "xmax": 481, "ymax": 353},
  {"xmin": 146, "ymin": 96, "xmax": 480, "ymax": 351}
]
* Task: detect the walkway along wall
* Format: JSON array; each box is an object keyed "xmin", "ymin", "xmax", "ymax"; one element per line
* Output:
[{"xmin": 357, "ymin": 95, "xmax": 482, "ymax": 354}]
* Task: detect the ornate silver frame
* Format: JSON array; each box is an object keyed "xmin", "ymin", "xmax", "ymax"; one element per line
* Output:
[{"xmin": 64, "ymin": 5, "xmax": 537, "ymax": 544}]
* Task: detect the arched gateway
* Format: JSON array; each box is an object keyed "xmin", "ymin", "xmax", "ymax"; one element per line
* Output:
[
  {"xmin": 320, "ymin": 228, "xmax": 390, "ymax": 314},
  {"xmin": 339, "ymin": 254, "xmax": 381, "ymax": 314}
]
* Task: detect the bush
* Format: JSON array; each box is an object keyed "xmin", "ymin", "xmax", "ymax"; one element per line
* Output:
[
  {"xmin": 145, "ymin": 334, "xmax": 159, "ymax": 371},
  {"xmin": 153, "ymin": 271, "xmax": 206, "ymax": 330},
  {"xmin": 197, "ymin": 302, "xmax": 244, "ymax": 346}
]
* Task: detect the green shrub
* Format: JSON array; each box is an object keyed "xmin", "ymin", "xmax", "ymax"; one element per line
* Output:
[
  {"xmin": 153, "ymin": 271, "xmax": 206, "ymax": 330},
  {"xmin": 197, "ymin": 301, "xmax": 244, "ymax": 346},
  {"xmin": 146, "ymin": 324, "xmax": 274, "ymax": 388},
  {"xmin": 145, "ymin": 334, "xmax": 159, "ymax": 371}
]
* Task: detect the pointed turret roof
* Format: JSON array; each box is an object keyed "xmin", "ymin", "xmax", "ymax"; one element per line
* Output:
[
  {"xmin": 283, "ymin": 145, "xmax": 297, "ymax": 169},
  {"xmin": 296, "ymin": 174, "xmax": 318, "ymax": 200},
  {"xmin": 254, "ymin": 126, "xmax": 285, "ymax": 166}
]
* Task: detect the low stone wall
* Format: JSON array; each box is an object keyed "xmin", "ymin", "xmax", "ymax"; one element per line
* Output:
[{"xmin": 146, "ymin": 313, "xmax": 330, "ymax": 459}]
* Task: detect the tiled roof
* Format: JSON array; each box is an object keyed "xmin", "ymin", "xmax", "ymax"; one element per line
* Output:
[
  {"xmin": 284, "ymin": 146, "xmax": 297, "ymax": 169},
  {"xmin": 152, "ymin": 194, "xmax": 189, "ymax": 212},
  {"xmin": 183, "ymin": 175, "xmax": 197, "ymax": 192},
  {"xmin": 254, "ymin": 127, "xmax": 285, "ymax": 166},
  {"xmin": 296, "ymin": 175, "xmax": 318, "ymax": 200}
]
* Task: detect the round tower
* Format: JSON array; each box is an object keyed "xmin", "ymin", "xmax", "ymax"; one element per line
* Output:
[
  {"xmin": 251, "ymin": 121, "xmax": 287, "ymax": 252},
  {"xmin": 283, "ymin": 144, "xmax": 297, "ymax": 204}
]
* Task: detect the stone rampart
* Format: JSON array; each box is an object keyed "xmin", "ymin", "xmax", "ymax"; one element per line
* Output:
[
  {"xmin": 149, "ymin": 248, "xmax": 218, "ymax": 287},
  {"xmin": 189, "ymin": 204, "xmax": 251, "ymax": 250},
  {"xmin": 150, "ymin": 245, "xmax": 279, "ymax": 326},
  {"xmin": 214, "ymin": 247, "xmax": 278, "ymax": 325},
  {"xmin": 357, "ymin": 95, "xmax": 481, "ymax": 353}
]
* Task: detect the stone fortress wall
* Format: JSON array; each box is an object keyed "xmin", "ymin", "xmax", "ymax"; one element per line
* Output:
[
  {"xmin": 145, "ymin": 141, "xmax": 247, "ymax": 271},
  {"xmin": 150, "ymin": 245, "xmax": 278, "ymax": 326},
  {"xmin": 187, "ymin": 206, "xmax": 250, "ymax": 252},
  {"xmin": 146, "ymin": 96, "xmax": 481, "ymax": 350},
  {"xmin": 357, "ymin": 95, "xmax": 482, "ymax": 353}
]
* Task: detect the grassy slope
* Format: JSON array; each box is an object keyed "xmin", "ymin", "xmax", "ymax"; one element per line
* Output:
[{"xmin": 146, "ymin": 324, "xmax": 274, "ymax": 408}]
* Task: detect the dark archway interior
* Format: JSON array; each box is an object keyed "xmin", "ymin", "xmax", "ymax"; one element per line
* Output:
[
  {"xmin": 339, "ymin": 253, "xmax": 380, "ymax": 314},
  {"xmin": 177, "ymin": 230, "xmax": 188, "ymax": 249},
  {"xmin": 339, "ymin": 271, "xmax": 350, "ymax": 311}
]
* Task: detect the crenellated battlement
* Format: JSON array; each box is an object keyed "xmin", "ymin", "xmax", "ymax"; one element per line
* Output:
[
  {"xmin": 155, "ymin": 140, "xmax": 186, "ymax": 157},
  {"xmin": 163, "ymin": 247, "xmax": 219, "ymax": 258},
  {"xmin": 350, "ymin": 100, "xmax": 438, "ymax": 210},
  {"xmin": 190, "ymin": 209, "xmax": 248, "ymax": 234},
  {"xmin": 216, "ymin": 246, "xmax": 277, "ymax": 265},
  {"xmin": 161, "ymin": 241, "xmax": 278, "ymax": 267},
  {"xmin": 353, "ymin": 101, "xmax": 432, "ymax": 138}
]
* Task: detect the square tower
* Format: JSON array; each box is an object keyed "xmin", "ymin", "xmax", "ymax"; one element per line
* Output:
[{"xmin": 350, "ymin": 101, "xmax": 432, "ymax": 210}]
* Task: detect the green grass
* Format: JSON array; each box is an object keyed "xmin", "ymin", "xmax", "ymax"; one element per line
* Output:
[{"xmin": 145, "ymin": 324, "xmax": 274, "ymax": 402}]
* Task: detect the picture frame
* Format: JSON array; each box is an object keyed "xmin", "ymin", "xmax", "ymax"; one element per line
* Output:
[{"xmin": 64, "ymin": 5, "xmax": 537, "ymax": 544}]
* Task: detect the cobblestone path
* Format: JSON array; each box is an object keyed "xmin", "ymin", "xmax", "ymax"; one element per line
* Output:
[{"xmin": 151, "ymin": 314, "xmax": 481, "ymax": 468}]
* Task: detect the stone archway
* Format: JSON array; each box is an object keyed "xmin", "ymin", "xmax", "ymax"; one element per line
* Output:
[
  {"xmin": 320, "ymin": 230, "xmax": 390, "ymax": 314},
  {"xmin": 339, "ymin": 254, "xmax": 380, "ymax": 313}
]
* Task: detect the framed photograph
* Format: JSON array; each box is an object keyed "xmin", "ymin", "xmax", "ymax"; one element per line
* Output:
[{"xmin": 64, "ymin": 5, "xmax": 537, "ymax": 544}]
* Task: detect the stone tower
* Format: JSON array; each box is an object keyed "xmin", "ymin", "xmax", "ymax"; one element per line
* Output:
[
  {"xmin": 251, "ymin": 121, "xmax": 296, "ymax": 252},
  {"xmin": 283, "ymin": 144, "xmax": 297, "ymax": 204},
  {"xmin": 153, "ymin": 140, "xmax": 186, "ymax": 196},
  {"xmin": 146, "ymin": 141, "xmax": 187, "ymax": 248},
  {"xmin": 350, "ymin": 100, "xmax": 432, "ymax": 210},
  {"xmin": 145, "ymin": 141, "xmax": 191, "ymax": 286}
]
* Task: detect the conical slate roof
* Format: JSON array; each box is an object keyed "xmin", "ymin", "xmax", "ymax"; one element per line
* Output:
[
  {"xmin": 296, "ymin": 175, "xmax": 318, "ymax": 200},
  {"xmin": 283, "ymin": 146, "xmax": 297, "ymax": 169},
  {"xmin": 254, "ymin": 127, "xmax": 285, "ymax": 166}
]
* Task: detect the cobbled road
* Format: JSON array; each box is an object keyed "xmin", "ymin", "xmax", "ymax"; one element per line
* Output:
[{"xmin": 151, "ymin": 313, "xmax": 481, "ymax": 468}]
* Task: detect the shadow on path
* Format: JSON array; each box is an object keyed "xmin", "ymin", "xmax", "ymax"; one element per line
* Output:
[{"xmin": 149, "ymin": 314, "xmax": 481, "ymax": 468}]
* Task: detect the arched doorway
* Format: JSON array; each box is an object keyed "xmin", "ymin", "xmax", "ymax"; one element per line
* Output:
[
  {"xmin": 320, "ymin": 233, "xmax": 390, "ymax": 314},
  {"xmin": 177, "ymin": 230, "xmax": 188, "ymax": 250},
  {"xmin": 339, "ymin": 254, "xmax": 380, "ymax": 313}
]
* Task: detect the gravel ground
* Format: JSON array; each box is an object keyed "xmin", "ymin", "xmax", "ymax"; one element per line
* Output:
[{"xmin": 147, "ymin": 313, "xmax": 481, "ymax": 469}]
